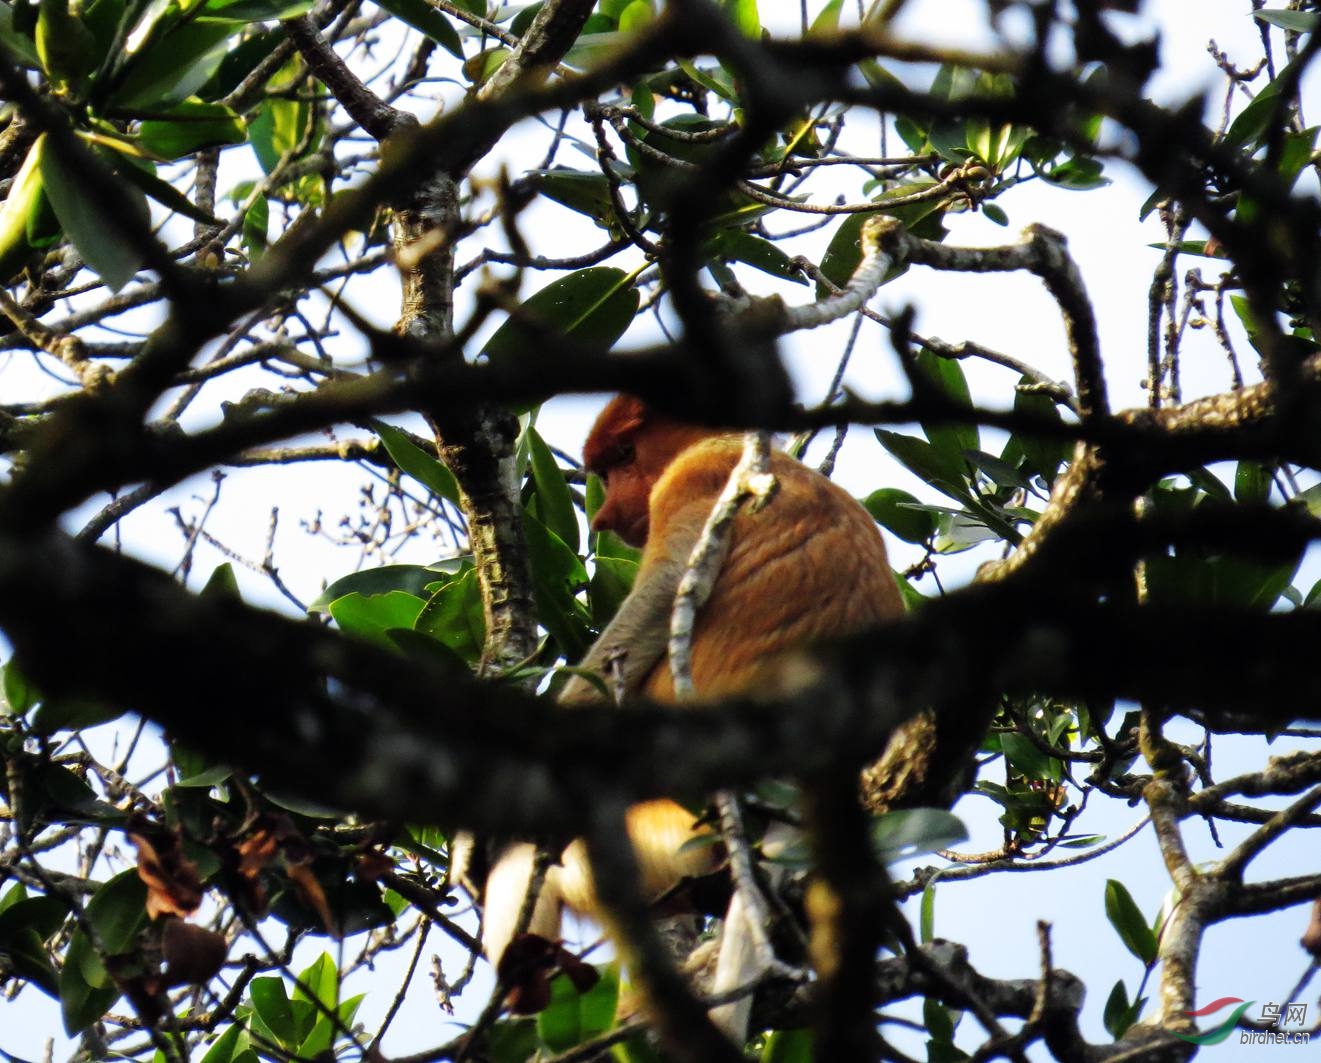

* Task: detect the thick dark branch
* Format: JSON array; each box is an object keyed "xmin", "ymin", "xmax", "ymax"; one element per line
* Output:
[
  {"xmin": 287, "ymin": 17, "xmax": 412, "ymax": 141},
  {"xmin": 4, "ymin": 527, "xmax": 1321, "ymax": 845}
]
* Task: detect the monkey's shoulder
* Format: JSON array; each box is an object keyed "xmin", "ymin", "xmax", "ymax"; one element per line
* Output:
[
  {"xmin": 651, "ymin": 436, "xmax": 862, "ymax": 514},
  {"xmin": 650, "ymin": 435, "xmax": 743, "ymax": 500},
  {"xmin": 647, "ymin": 437, "xmax": 884, "ymax": 563}
]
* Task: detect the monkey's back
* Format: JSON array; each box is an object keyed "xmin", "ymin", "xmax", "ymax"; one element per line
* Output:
[{"xmin": 641, "ymin": 437, "xmax": 902, "ymax": 702}]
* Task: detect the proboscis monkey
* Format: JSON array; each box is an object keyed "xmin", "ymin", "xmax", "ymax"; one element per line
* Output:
[{"xmin": 480, "ymin": 395, "xmax": 902, "ymax": 1032}]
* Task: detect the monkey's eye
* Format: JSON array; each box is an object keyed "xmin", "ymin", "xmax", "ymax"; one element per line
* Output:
[{"xmin": 613, "ymin": 442, "xmax": 635, "ymax": 466}]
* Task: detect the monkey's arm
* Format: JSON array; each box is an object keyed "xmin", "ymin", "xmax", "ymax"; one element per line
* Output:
[{"xmin": 557, "ymin": 508, "xmax": 711, "ymax": 706}]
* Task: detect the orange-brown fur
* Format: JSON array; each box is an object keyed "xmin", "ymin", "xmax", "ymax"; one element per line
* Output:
[
  {"xmin": 483, "ymin": 396, "xmax": 901, "ymax": 1019},
  {"xmin": 635, "ymin": 436, "xmax": 900, "ymax": 700}
]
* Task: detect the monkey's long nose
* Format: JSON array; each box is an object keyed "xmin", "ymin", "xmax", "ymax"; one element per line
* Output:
[{"xmin": 591, "ymin": 507, "xmax": 647, "ymax": 547}]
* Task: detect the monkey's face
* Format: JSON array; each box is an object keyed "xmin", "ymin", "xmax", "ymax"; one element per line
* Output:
[
  {"xmin": 583, "ymin": 395, "xmax": 653, "ymax": 546},
  {"xmin": 590, "ymin": 444, "xmax": 651, "ymax": 545},
  {"xmin": 584, "ymin": 395, "xmax": 713, "ymax": 547}
]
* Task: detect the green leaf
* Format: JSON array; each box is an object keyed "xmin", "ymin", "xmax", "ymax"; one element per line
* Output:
[
  {"xmin": 249, "ymin": 977, "xmax": 298, "ymax": 1049},
  {"xmin": 174, "ymin": 755, "xmax": 234, "ymax": 788},
  {"xmin": 721, "ymin": 0, "xmax": 758, "ymax": 36},
  {"xmin": 1278, "ymin": 126, "xmax": 1319, "ymax": 188},
  {"xmin": 249, "ymin": 93, "xmax": 318, "ymax": 174},
  {"xmin": 893, "ymin": 113, "xmax": 929, "ymax": 154},
  {"xmin": 201, "ymin": 561, "xmax": 241, "ymax": 600},
  {"xmin": 1012, "ymin": 378, "xmax": 1072, "ymax": 486},
  {"xmin": 1102, "ymin": 978, "xmax": 1128, "ymax": 1039},
  {"xmin": 1040, "ymin": 155, "xmax": 1109, "ymax": 190},
  {"xmin": 1234, "ymin": 461, "xmax": 1273, "ymax": 504},
  {"xmin": 617, "ymin": 0, "xmax": 652, "ymax": 32},
  {"xmin": 0, "ymin": 881, "xmax": 28, "ymax": 916},
  {"xmin": 871, "ymin": 808, "xmax": 967, "ymax": 864},
  {"xmin": 531, "ymin": 169, "xmax": 616, "ymax": 225},
  {"xmin": 862, "ymin": 487, "xmax": 937, "ymax": 545},
  {"xmin": 704, "ymin": 229, "xmax": 806, "ymax": 284},
  {"xmin": 933, "ymin": 510, "xmax": 998, "ymax": 554},
  {"xmin": 138, "ymin": 99, "xmax": 246, "ymax": 158},
  {"xmin": 329, "ymin": 590, "xmax": 426, "ymax": 645},
  {"xmin": 674, "ymin": 58, "xmax": 735, "ymax": 101},
  {"xmin": 104, "ymin": 150, "xmax": 223, "ymax": 225},
  {"xmin": 263, "ymin": 789, "xmax": 343, "ymax": 819},
  {"xmin": 586, "ymin": 474, "xmax": 643, "ymax": 563},
  {"xmin": 874, "ymin": 429, "xmax": 970, "ymax": 504},
  {"xmin": 523, "ymin": 510, "xmax": 591, "ymax": 659},
  {"xmin": 295, "ymin": 952, "xmax": 338, "ymax": 1008},
  {"xmin": 963, "ymin": 448, "xmax": 1028, "ymax": 491},
  {"xmin": 201, "ymin": 27, "xmax": 284, "ymax": 98},
  {"xmin": 536, "ymin": 965, "xmax": 617, "ymax": 1052},
  {"xmin": 928, "ymin": 118, "xmax": 971, "ymax": 163},
  {"xmin": 200, "ymin": 554, "xmax": 243, "ymax": 596},
  {"xmin": 2, "ymin": 924, "xmax": 60, "ymax": 997},
  {"xmin": 60, "ymin": 929, "xmax": 118, "ymax": 1032},
  {"xmin": 1253, "ymin": 9, "xmax": 1319, "ymax": 33},
  {"xmin": 374, "ymin": 421, "xmax": 461, "ymax": 504},
  {"xmin": 486, "ymin": 1019, "xmax": 540, "ymax": 1063},
  {"xmin": 919, "ymin": 880, "xmax": 937, "ymax": 944},
  {"xmin": 202, "ymin": 0, "xmax": 314, "ymax": 21},
  {"xmin": 386, "ymin": 628, "xmax": 471, "ymax": 672},
  {"xmin": 1225, "ymin": 79, "xmax": 1282, "ymax": 148},
  {"xmin": 981, "ymin": 201, "xmax": 1009, "ymax": 226},
  {"xmin": 1146, "ymin": 550, "xmax": 1299, "ymax": 611},
  {"xmin": 1000, "ymin": 731, "xmax": 1058, "ymax": 782},
  {"xmin": 893, "ymin": 572, "xmax": 925, "ymax": 611},
  {"xmin": 1102, "ymin": 978, "xmax": 1146, "ymax": 1039},
  {"xmin": 292, "ymin": 953, "xmax": 341, "ymax": 1055},
  {"xmin": 0, "ymin": 891, "xmax": 67, "ymax": 996},
  {"xmin": 0, "ymin": 2, "xmax": 42, "ymax": 68},
  {"xmin": 1059, "ymin": 834, "xmax": 1106, "ymax": 849},
  {"xmin": 309, "ymin": 561, "xmax": 464, "ymax": 612},
  {"xmin": 1183, "ymin": 467, "xmax": 1231, "ymax": 502},
  {"xmin": 414, "ymin": 566, "xmax": 486, "ymax": 664},
  {"xmin": 914, "ymin": 347, "xmax": 978, "ymax": 456},
  {"xmin": 59, "ymin": 869, "xmax": 152, "ymax": 1029},
  {"xmin": 526, "ymin": 426, "xmax": 579, "ymax": 554},
  {"xmin": 199, "ymin": 1023, "xmax": 247, "ymax": 1063},
  {"xmin": 1104, "ymin": 879, "xmax": 1158, "ymax": 965},
  {"xmin": 86, "ymin": 871, "xmax": 148, "ymax": 954},
  {"xmin": 483, "ymin": 267, "xmax": 639, "ymax": 364},
  {"xmin": 108, "ymin": 21, "xmax": 236, "ymax": 109},
  {"xmin": 924, "ymin": 998, "xmax": 958, "ymax": 1043},
  {"xmin": 35, "ymin": 0, "xmax": 96, "ymax": 95},
  {"xmin": 511, "ymin": 0, "xmax": 546, "ymax": 34},
  {"xmin": 761, "ymin": 1028, "xmax": 813, "ymax": 1062},
  {"xmin": 241, "ymin": 194, "xmax": 268, "ymax": 258},
  {"xmin": 40, "ymin": 763, "xmax": 106, "ymax": 816},
  {"xmin": 463, "ymin": 45, "xmax": 509, "ymax": 86},
  {"xmin": 588, "ymin": 554, "xmax": 638, "ymax": 630},
  {"xmin": 372, "ymin": 0, "xmax": 463, "ymax": 57},
  {"xmin": 39, "ymin": 138, "xmax": 147, "ymax": 291},
  {"xmin": 817, "ymin": 211, "xmax": 871, "ymax": 297},
  {"xmin": 808, "ymin": 0, "xmax": 842, "ymax": 35},
  {"xmin": 3, "ymin": 658, "xmax": 37, "ymax": 715}
]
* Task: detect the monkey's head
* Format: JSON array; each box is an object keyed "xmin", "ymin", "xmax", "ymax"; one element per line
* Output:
[{"xmin": 583, "ymin": 395, "xmax": 713, "ymax": 547}]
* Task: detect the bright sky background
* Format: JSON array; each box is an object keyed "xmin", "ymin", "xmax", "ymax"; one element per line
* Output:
[{"xmin": 2, "ymin": 1, "xmax": 1319, "ymax": 1059}]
